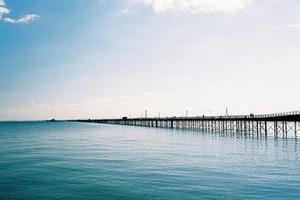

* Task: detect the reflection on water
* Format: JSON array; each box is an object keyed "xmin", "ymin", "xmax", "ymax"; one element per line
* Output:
[
  {"xmin": 164, "ymin": 127, "xmax": 299, "ymax": 154},
  {"xmin": 0, "ymin": 122, "xmax": 299, "ymax": 200}
]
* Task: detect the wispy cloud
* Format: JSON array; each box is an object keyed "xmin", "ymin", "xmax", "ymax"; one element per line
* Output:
[
  {"xmin": 132, "ymin": 0, "xmax": 253, "ymax": 14},
  {"xmin": 3, "ymin": 14, "xmax": 39, "ymax": 24},
  {"xmin": 0, "ymin": 0, "xmax": 10, "ymax": 18},
  {"xmin": 0, "ymin": 0, "xmax": 39, "ymax": 24},
  {"xmin": 120, "ymin": 8, "xmax": 139, "ymax": 16}
]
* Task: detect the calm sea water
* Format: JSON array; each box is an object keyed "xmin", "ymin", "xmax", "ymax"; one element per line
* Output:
[{"xmin": 0, "ymin": 122, "xmax": 299, "ymax": 200}]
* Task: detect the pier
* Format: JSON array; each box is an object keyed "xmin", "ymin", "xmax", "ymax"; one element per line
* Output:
[{"xmin": 75, "ymin": 111, "xmax": 300, "ymax": 139}]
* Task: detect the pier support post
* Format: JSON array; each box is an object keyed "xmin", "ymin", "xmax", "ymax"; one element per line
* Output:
[
  {"xmin": 265, "ymin": 121, "xmax": 268, "ymax": 138},
  {"xmin": 295, "ymin": 122, "xmax": 297, "ymax": 138}
]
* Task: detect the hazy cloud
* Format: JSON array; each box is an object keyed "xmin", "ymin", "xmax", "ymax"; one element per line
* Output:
[
  {"xmin": 132, "ymin": 0, "xmax": 253, "ymax": 14},
  {"xmin": 270, "ymin": 23, "xmax": 300, "ymax": 30}
]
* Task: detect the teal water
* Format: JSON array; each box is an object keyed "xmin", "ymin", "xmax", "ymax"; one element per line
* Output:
[{"xmin": 0, "ymin": 122, "xmax": 299, "ymax": 200}]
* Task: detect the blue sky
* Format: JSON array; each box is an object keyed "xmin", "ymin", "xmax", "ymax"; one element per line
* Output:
[{"xmin": 1, "ymin": 0, "xmax": 300, "ymax": 120}]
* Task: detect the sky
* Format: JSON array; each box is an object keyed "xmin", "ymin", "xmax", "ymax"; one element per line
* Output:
[{"xmin": 1, "ymin": 0, "xmax": 300, "ymax": 120}]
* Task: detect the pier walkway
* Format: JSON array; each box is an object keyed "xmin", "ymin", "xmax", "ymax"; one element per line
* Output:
[{"xmin": 74, "ymin": 111, "xmax": 300, "ymax": 139}]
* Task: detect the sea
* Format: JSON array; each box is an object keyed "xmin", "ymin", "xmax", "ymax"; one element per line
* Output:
[{"xmin": 0, "ymin": 121, "xmax": 299, "ymax": 200}]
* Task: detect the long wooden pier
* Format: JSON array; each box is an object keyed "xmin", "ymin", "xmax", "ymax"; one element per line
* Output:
[{"xmin": 74, "ymin": 111, "xmax": 300, "ymax": 139}]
